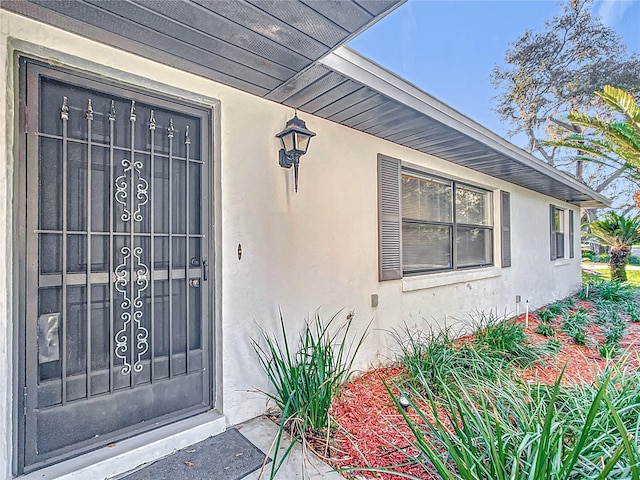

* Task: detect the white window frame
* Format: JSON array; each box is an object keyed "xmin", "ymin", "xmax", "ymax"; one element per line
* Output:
[{"xmin": 550, "ymin": 205, "xmax": 570, "ymax": 261}]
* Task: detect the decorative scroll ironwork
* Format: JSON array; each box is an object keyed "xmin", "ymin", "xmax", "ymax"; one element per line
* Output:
[
  {"xmin": 132, "ymin": 246, "xmax": 149, "ymax": 371},
  {"xmin": 113, "ymin": 220, "xmax": 150, "ymax": 375},
  {"xmin": 113, "ymin": 99, "xmax": 150, "ymax": 375},
  {"xmin": 114, "ymin": 158, "xmax": 148, "ymax": 222},
  {"xmin": 133, "ymin": 170, "xmax": 149, "ymax": 222},
  {"xmin": 114, "ymin": 246, "xmax": 132, "ymax": 374}
]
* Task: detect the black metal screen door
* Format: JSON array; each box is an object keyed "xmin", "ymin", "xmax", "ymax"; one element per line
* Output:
[{"xmin": 19, "ymin": 62, "xmax": 212, "ymax": 472}]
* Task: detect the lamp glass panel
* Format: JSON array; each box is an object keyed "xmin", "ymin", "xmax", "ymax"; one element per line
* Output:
[
  {"xmin": 297, "ymin": 134, "xmax": 311, "ymax": 154},
  {"xmin": 281, "ymin": 132, "xmax": 295, "ymax": 153}
]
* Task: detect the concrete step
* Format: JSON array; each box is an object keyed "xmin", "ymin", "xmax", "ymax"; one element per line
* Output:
[{"xmin": 19, "ymin": 412, "xmax": 225, "ymax": 480}]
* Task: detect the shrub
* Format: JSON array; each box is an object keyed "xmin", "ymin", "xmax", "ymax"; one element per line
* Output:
[
  {"xmin": 582, "ymin": 279, "xmax": 634, "ymax": 303},
  {"xmin": 546, "ymin": 299, "xmax": 573, "ymax": 316},
  {"xmin": 391, "ymin": 326, "xmax": 459, "ymax": 395},
  {"xmin": 604, "ymin": 320, "xmax": 626, "ymax": 345},
  {"xmin": 626, "ymin": 301, "xmax": 640, "ymax": 322},
  {"xmin": 535, "ymin": 323, "xmax": 555, "ymax": 338},
  {"xmin": 597, "ymin": 280, "xmax": 634, "ymax": 302},
  {"xmin": 562, "ymin": 310, "xmax": 589, "ymax": 346},
  {"xmin": 582, "ymin": 250, "xmax": 595, "ymax": 260},
  {"xmin": 536, "ymin": 308, "xmax": 557, "ymax": 323},
  {"xmin": 392, "ymin": 312, "xmax": 541, "ymax": 397},
  {"xmin": 471, "ymin": 311, "xmax": 541, "ymax": 367},
  {"xmin": 599, "ymin": 342, "xmax": 617, "ymax": 359},
  {"xmin": 595, "ymin": 299, "xmax": 621, "ymax": 325},
  {"xmin": 383, "ymin": 368, "xmax": 640, "ymax": 479},
  {"xmin": 391, "ymin": 325, "xmax": 502, "ymax": 396},
  {"xmin": 253, "ymin": 311, "xmax": 366, "ymax": 478},
  {"xmin": 572, "ymin": 330, "xmax": 587, "ymax": 346},
  {"xmin": 628, "ymin": 255, "xmax": 640, "ymax": 266},
  {"xmin": 546, "ymin": 338, "xmax": 561, "ymax": 353}
]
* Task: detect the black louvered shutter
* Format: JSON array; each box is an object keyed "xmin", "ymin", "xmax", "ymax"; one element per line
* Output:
[
  {"xmin": 569, "ymin": 209, "xmax": 575, "ymax": 259},
  {"xmin": 550, "ymin": 204, "xmax": 557, "ymax": 260},
  {"xmin": 500, "ymin": 191, "xmax": 511, "ymax": 267},
  {"xmin": 378, "ymin": 155, "xmax": 402, "ymax": 280}
]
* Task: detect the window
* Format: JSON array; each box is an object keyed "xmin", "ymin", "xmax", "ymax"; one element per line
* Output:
[
  {"xmin": 569, "ymin": 210, "xmax": 575, "ymax": 259},
  {"xmin": 378, "ymin": 155, "xmax": 497, "ymax": 279},
  {"xmin": 550, "ymin": 205, "xmax": 565, "ymax": 260}
]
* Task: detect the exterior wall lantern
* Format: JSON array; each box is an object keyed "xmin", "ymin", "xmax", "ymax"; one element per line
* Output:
[{"xmin": 276, "ymin": 112, "xmax": 316, "ymax": 192}]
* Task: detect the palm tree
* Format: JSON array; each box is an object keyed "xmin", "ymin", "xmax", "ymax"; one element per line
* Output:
[
  {"xmin": 588, "ymin": 212, "xmax": 640, "ymax": 281},
  {"xmin": 546, "ymin": 85, "xmax": 640, "ymax": 205},
  {"xmin": 547, "ymin": 85, "xmax": 640, "ymax": 169}
]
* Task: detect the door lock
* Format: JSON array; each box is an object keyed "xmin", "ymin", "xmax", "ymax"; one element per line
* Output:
[{"xmin": 202, "ymin": 259, "xmax": 208, "ymax": 281}]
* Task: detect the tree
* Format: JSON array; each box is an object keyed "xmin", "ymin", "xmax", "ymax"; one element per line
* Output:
[
  {"xmin": 587, "ymin": 211, "xmax": 640, "ymax": 282},
  {"xmin": 548, "ymin": 85, "xmax": 640, "ymax": 256},
  {"xmin": 491, "ymin": 0, "xmax": 640, "ymax": 190},
  {"xmin": 546, "ymin": 86, "xmax": 640, "ymax": 206}
]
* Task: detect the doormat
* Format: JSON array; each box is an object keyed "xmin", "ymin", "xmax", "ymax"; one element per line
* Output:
[{"xmin": 120, "ymin": 428, "xmax": 270, "ymax": 480}]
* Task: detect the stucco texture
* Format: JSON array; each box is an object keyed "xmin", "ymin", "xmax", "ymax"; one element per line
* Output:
[{"xmin": 1, "ymin": 12, "xmax": 581, "ymax": 477}]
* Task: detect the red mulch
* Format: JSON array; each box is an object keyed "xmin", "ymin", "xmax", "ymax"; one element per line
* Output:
[{"xmin": 328, "ymin": 301, "xmax": 640, "ymax": 480}]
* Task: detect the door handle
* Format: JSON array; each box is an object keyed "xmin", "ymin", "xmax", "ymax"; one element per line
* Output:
[{"xmin": 202, "ymin": 259, "xmax": 208, "ymax": 281}]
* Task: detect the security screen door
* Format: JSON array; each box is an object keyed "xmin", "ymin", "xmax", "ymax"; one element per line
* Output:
[{"xmin": 19, "ymin": 61, "xmax": 212, "ymax": 472}]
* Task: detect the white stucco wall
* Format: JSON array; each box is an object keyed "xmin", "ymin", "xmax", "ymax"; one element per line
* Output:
[
  {"xmin": 1, "ymin": 12, "xmax": 582, "ymax": 477},
  {"xmin": 0, "ymin": 11, "xmax": 15, "ymax": 480}
]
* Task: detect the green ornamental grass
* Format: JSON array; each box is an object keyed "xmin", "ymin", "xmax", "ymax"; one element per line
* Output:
[
  {"xmin": 346, "ymin": 280, "xmax": 640, "ymax": 480},
  {"xmin": 537, "ymin": 308, "xmax": 557, "ymax": 323},
  {"xmin": 382, "ymin": 366, "xmax": 640, "ymax": 480},
  {"xmin": 252, "ymin": 311, "xmax": 367, "ymax": 479}
]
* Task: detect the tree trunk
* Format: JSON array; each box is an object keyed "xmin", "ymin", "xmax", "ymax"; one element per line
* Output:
[
  {"xmin": 584, "ymin": 208, "xmax": 597, "ymax": 222},
  {"xmin": 575, "ymin": 159, "xmax": 583, "ymax": 181},
  {"xmin": 609, "ymin": 246, "xmax": 630, "ymax": 282}
]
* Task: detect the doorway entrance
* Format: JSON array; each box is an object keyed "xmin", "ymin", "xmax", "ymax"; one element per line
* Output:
[{"xmin": 17, "ymin": 60, "xmax": 213, "ymax": 472}]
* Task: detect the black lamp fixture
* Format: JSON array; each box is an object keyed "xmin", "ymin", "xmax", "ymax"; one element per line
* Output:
[{"xmin": 276, "ymin": 112, "xmax": 316, "ymax": 192}]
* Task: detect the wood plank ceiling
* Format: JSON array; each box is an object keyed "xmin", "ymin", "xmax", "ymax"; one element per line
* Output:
[
  {"xmin": 4, "ymin": 0, "xmax": 403, "ymax": 96},
  {"xmin": 2, "ymin": 0, "xmax": 608, "ymax": 207}
]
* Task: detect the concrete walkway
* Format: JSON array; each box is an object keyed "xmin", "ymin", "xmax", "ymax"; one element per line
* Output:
[
  {"xmin": 238, "ymin": 416, "xmax": 345, "ymax": 480},
  {"xmin": 114, "ymin": 416, "xmax": 345, "ymax": 480}
]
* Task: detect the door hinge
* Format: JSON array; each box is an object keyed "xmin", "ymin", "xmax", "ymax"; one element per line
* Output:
[{"xmin": 23, "ymin": 386, "xmax": 28, "ymax": 416}]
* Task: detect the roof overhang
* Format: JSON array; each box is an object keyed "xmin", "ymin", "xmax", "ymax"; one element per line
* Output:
[
  {"xmin": 2, "ymin": 0, "xmax": 406, "ymax": 97},
  {"xmin": 2, "ymin": 0, "xmax": 610, "ymax": 208},
  {"xmin": 315, "ymin": 47, "xmax": 610, "ymax": 208}
]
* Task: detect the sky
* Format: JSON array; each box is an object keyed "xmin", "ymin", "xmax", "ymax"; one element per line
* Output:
[{"xmin": 348, "ymin": 0, "xmax": 640, "ymax": 149}]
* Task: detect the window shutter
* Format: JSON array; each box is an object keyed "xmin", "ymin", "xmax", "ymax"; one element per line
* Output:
[
  {"xmin": 378, "ymin": 156, "xmax": 402, "ymax": 280},
  {"xmin": 500, "ymin": 191, "xmax": 511, "ymax": 267},
  {"xmin": 549, "ymin": 204, "xmax": 557, "ymax": 261},
  {"xmin": 569, "ymin": 209, "xmax": 575, "ymax": 259}
]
